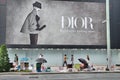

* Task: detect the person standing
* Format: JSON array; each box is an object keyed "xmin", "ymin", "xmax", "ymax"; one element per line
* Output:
[
  {"xmin": 87, "ymin": 55, "xmax": 90, "ymax": 61},
  {"xmin": 71, "ymin": 54, "xmax": 74, "ymax": 66},
  {"xmin": 86, "ymin": 54, "xmax": 93, "ymax": 70},
  {"xmin": 63, "ymin": 54, "xmax": 67, "ymax": 67},
  {"xmin": 14, "ymin": 54, "xmax": 18, "ymax": 67},
  {"xmin": 20, "ymin": 1, "xmax": 46, "ymax": 45},
  {"xmin": 86, "ymin": 54, "xmax": 90, "ymax": 66},
  {"xmin": 36, "ymin": 54, "xmax": 47, "ymax": 72},
  {"xmin": 36, "ymin": 54, "xmax": 43, "ymax": 72}
]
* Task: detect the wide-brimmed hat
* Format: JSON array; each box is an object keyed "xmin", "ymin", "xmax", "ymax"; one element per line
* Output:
[{"xmin": 33, "ymin": 1, "xmax": 41, "ymax": 9}]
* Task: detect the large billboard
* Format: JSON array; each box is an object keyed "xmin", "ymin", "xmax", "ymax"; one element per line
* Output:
[{"xmin": 6, "ymin": 0, "xmax": 106, "ymax": 47}]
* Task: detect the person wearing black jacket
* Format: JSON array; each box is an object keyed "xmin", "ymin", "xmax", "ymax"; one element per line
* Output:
[{"xmin": 20, "ymin": 1, "xmax": 46, "ymax": 45}]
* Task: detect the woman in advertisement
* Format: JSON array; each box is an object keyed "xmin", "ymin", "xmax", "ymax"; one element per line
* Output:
[{"xmin": 20, "ymin": 1, "xmax": 46, "ymax": 45}]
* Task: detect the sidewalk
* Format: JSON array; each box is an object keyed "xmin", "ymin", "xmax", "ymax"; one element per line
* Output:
[{"xmin": 0, "ymin": 71, "xmax": 120, "ymax": 75}]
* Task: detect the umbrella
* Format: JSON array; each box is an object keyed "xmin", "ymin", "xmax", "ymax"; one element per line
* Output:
[
  {"xmin": 36, "ymin": 58, "xmax": 47, "ymax": 63},
  {"xmin": 78, "ymin": 58, "xmax": 88, "ymax": 68},
  {"xmin": 20, "ymin": 57, "xmax": 29, "ymax": 61}
]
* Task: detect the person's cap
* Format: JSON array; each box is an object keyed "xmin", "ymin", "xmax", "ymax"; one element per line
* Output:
[{"xmin": 33, "ymin": 1, "xmax": 41, "ymax": 9}]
